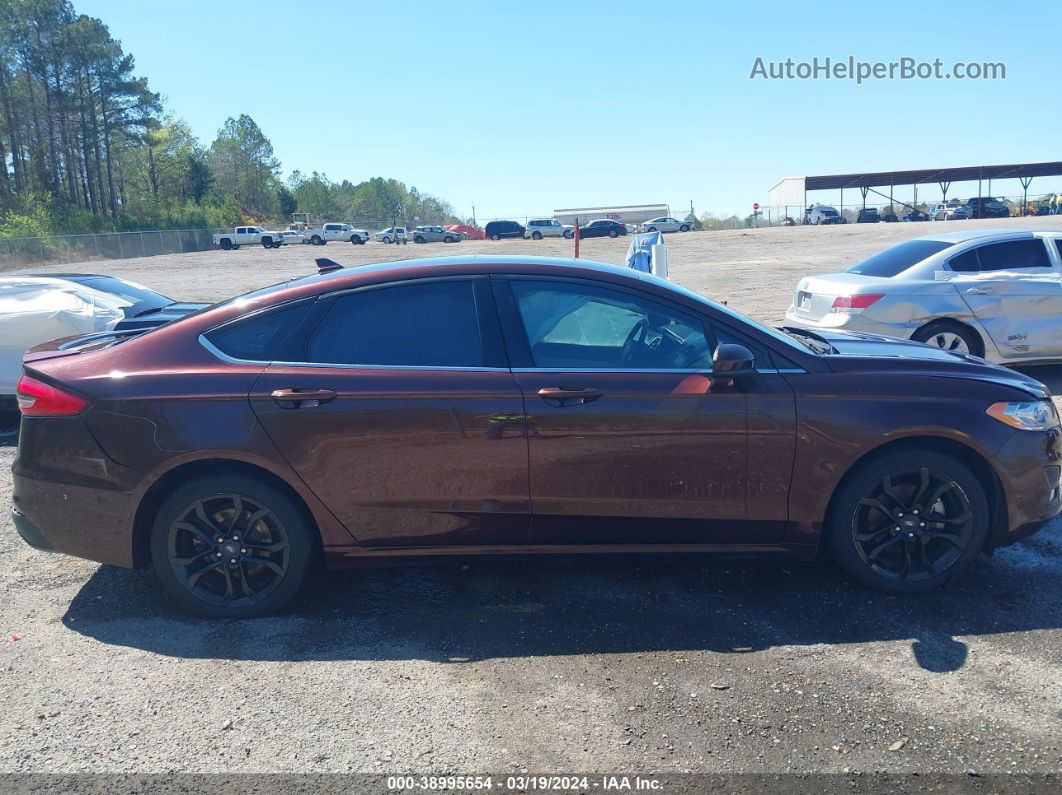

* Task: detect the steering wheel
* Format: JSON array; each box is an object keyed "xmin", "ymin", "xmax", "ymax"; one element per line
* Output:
[{"xmin": 621, "ymin": 319, "xmax": 649, "ymax": 364}]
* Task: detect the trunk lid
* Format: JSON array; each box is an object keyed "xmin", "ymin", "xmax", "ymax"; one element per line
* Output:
[{"xmin": 790, "ymin": 272, "xmax": 893, "ymax": 322}]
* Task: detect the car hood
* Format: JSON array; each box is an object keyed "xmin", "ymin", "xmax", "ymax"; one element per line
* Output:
[{"xmin": 796, "ymin": 328, "xmax": 1050, "ymax": 399}]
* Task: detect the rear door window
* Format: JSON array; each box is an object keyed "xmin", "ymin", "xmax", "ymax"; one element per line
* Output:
[{"xmin": 306, "ymin": 280, "xmax": 485, "ymax": 368}]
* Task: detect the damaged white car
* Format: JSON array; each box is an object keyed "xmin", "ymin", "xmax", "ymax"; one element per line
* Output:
[{"xmin": 785, "ymin": 229, "xmax": 1062, "ymax": 364}]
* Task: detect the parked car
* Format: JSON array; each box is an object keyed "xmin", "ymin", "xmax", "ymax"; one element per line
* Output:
[
  {"xmin": 279, "ymin": 230, "xmax": 303, "ymax": 246},
  {"xmin": 785, "ymin": 229, "xmax": 1062, "ymax": 363},
  {"xmin": 14, "ymin": 255, "xmax": 1061, "ymax": 617},
  {"xmin": 903, "ymin": 210, "xmax": 930, "ymax": 222},
  {"xmin": 642, "ymin": 217, "xmax": 691, "ymax": 233},
  {"xmin": 806, "ymin": 205, "xmax": 844, "ymax": 225},
  {"xmin": 965, "ymin": 197, "xmax": 1009, "ymax": 219},
  {"xmin": 856, "ymin": 208, "xmax": 880, "ymax": 223},
  {"xmin": 485, "ymin": 220, "xmax": 526, "ymax": 241},
  {"xmin": 929, "ymin": 203, "xmax": 970, "ymax": 221},
  {"xmin": 51, "ymin": 274, "xmax": 209, "ymax": 330},
  {"xmin": 374, "ymin": 227, "xmax": 409, "ymax": 244},
  {"xmin": 579, "ymin": 219, "xmax": 627, "ymax": 238},
  {"xmin": 525, "ymin": 218, "xmax": 569, "ymax": 239},
  {"xmin": 0, "ymin": 274, "xmax": 206, "ymax": 408},
  {"xmin": 301, "ymin": 223, "xmax": 369, "ymax": 245},
  {"xmin": 213, "ymin": 226, "xmax": 280, "ymax": 250},
  {"xmin": 444, "ymin": 224, "xmax": 485, "ymax": 241},
  {"xmin": 411, "ymin": 226, "xmax": 461, "ymax": 243}
]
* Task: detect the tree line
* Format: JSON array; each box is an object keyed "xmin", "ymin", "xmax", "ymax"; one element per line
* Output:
[{"xmin": 0, "ymin": 0, "xmax": 459, "ymax": 240}]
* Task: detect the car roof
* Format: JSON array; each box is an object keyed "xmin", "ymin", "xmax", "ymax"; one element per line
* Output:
[{"xmin": 909, "ymin": 227, "xmax": 1062, "ymax": 245}]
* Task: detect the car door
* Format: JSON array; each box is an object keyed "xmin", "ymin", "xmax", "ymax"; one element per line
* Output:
[
  {"xmin": 250, "ymin": 277, "xmax": 531, "ymax": 547},
  {"xmin": 952, "ymin": 238, "xmax": 1062, "ymax": 358},
  {"xmin": 494, "ymin": 276, "xmax": 795, "ymax": 545}
]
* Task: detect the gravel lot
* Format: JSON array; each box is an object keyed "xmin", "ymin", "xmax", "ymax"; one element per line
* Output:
[{"xmin": 1, "ymin": 217, "xmax": 1061, "ymax": 781}]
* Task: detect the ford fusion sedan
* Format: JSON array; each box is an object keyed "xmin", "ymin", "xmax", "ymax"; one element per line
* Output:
[
  {"xmin": 786, "ymin": 229, "xmax": 1062, "ymax": 363},
  {"xmin": 12, "ymin": 255, "xmax": 1061, "ymax": 617}
]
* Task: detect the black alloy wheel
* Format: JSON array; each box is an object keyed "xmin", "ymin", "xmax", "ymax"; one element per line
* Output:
[
  {"xmin": 828, "ymin": 450, "xmax": 988, "ymax": 593},
  {"xmin": 150, "ymin": 475, "xmax": 315, "ymax": 618}
]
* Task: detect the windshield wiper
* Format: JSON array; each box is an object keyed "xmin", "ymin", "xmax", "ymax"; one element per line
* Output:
[{"xmin": 779, "ymin": 326, "xmax": 839, "ymax": 354}]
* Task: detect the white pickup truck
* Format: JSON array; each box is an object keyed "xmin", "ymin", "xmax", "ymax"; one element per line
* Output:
[
  {"xmin": 213, "ymin": 226, "xmax": 281, "ymax": 250},
  {"xmin": 300, "ymin": 222, "xmax": 370, "ymax": 245}
]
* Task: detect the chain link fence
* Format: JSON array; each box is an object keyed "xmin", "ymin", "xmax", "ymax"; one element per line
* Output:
[{"xmin": 0, "ymin": 228, "xmax": 225, "ymax": 270}]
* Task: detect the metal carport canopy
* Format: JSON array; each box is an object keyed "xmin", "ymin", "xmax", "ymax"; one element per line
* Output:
[{"xmin": 804, "ymin": 161, "xmax": 1062, "ymax": 190}]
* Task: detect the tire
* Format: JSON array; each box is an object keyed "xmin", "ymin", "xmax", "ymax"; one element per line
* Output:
[
  {"xmin": 679, "ymin": 224, "xmax": 690, "ymax": 232},
  {"xmin": 273, "ymin": 241, "xmax": 281, "ymax": 248},
  {"xmin": 414, "ymin": 235, "xmax": 426, "ymax": 244},
  {"xmin": 563, "ymin": 230, "xmax": 573, "ymax": 239},
  {"xmin": 491, "ymin": 234, "xmax": 500, "ymax": 241},
  {"xmin": 444, "ymin": 236, "xmax": 456, "ymax": 243},
  {"xmin": 608, "ymin": 229, "xmax": 619, "ymax": 238},
  {"xmin": 220, "ymin": 239, "xmax": 232, "ymax": 250},
  {"xmin": 350, "ymin": 236, "xmax": 360, "ymax": 245},
  {"xmin": 310, "ymin": 235, "xmax": 323, "ymax": 245},
  {"xmin": 531, "ymin": 231, "xmax": 542, "ymax": 240},
  {"xmin": 826, "ymin": 449, "xmax": 989, "ymax": 594},
  {"xmin": 149, "ymin": 473, "xmax": 318, "ymax": 619},
  {"xmin": 261, "ymin": 237, "xmax": 273, "ymax": 249},
  {"xmin": 381, "ymin": 236, "xmax": 391, "ymax": 244},
  {"xmin": 911, "ymin": 320, "xmax": 984, "ymax": 358},
  {"xmin": 646, "ymin": 226, "xmax": 657, "ymax": 232}
]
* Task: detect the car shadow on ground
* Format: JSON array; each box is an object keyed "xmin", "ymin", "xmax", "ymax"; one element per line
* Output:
[{"xmin": 61, "ymin": 523, "xmax": 1062, "ymax": 673}]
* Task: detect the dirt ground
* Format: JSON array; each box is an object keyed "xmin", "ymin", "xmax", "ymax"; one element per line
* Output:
[{"xmin": 1, "ymin": 216, "xmax": 1061, "ymax": 782}]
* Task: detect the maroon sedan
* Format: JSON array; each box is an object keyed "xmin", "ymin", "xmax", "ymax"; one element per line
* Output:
[{"xmin": 12, "ymin": 256, "xmax": 1062, "ymax": 617}]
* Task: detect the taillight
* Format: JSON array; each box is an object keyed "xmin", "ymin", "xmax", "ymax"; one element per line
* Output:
[
  {"xmin": 831, "ymin": 294, "xmax": 885, "ymax": 311},
  {"xmin": 16, "ymin": 375, "xmax": 88, "ymax": 417}
]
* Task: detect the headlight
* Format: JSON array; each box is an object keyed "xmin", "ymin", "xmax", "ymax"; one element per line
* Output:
[{"xmin": 986, "ymin": 401, "xmax": 1059, "ymax": 431}]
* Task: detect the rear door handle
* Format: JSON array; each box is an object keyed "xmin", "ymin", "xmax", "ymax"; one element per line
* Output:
[
  {"xmin": 965, "ymin": 287, "xmax": 993, "ymax": 295},
  {"xmin": 537, "ymin": 386, "xmax": 603, "ymax": 406},
  {"xmin": 270, "ymin": 388, "xmax": 337, "ymax": 408}
]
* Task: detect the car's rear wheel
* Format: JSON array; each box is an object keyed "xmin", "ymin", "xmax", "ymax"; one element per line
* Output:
[
  {"xmin": 220, "ymin": 239, "xmax": 232, "ymax": 250},
  {"xmin": 911, "ymin": 320, "xmax": 984, "ymax": 358},
  {"xmin": 646, "ymin": 226, "xmax": 656, "ymax": 232},
  {"xmin": 827, "ymin": 449, "xmax": 988, "ymax": 594},
  {"xmin": 311, "ymin": 235, "xmax": 323, "ymax": 245},
  {"xmin": 149, "ymin": 474, "xmax": 317, "ymax": 618},
  {"xmin": 414, "ymin": 235, "xmax": 425, "ymax": 243},
  {"xmin": 491, "ymin": 234, "xmax": 500, "ymax": 241}
]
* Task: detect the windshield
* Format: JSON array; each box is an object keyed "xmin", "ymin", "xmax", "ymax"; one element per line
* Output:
[
  {"xmin": 846, "ymin": 239, "xmax": 953, "ymax": 277},
  {"xmin": 71, "ymin": 275, "xmax": 173, "ymax": 316}
]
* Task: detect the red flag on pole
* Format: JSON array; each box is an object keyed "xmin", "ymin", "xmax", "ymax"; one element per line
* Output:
[{"xmin": 573, "ymin": 217, "xmax": 580, "ymax": 259}]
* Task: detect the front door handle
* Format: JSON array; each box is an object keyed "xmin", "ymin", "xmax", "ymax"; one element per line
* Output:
[
  {"xmin": 270, "ymin": 388, "xmax": 337, "ymax": 409},
  {"xmin": 537, "ymin": 386, "xmax": 603, "ymax": 406},
  {"xmin": 965, "ymin": 287, "xmax": 994, "ymax": 295}
]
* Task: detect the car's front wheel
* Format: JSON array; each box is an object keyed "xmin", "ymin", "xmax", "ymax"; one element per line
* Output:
[
  {"xmin": 679, "ymin": 224, "xmax": 690, "ymax": 232},
  {"xmin": 149, "ymin": 473, "xmax": 317, "ymax": 618},
  {"xmin": 827, "ymin": 449, "xmax": 988, "ymax": 594},
  {"xmin": 608, "ymin": 229, "xmax": 619, "ymax": 238}
]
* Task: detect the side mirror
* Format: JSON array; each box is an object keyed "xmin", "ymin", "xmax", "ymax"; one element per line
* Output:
[{"xmin": 713, "ymin": 343, "xmax": 756, "ymax": 379}]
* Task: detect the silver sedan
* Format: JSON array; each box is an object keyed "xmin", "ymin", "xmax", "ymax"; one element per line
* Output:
[
  {"xmin": 642, "ymin": 216, "xmax": 692, "ymax": 233},
  {"xmin": 785, "ymin": 228, "xmax": 1062, "ymax": 363}
]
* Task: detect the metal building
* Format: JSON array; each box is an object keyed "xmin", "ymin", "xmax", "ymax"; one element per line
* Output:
[{"xmin": 553, "ymin": 204, "xmax": 670, "ymax": 226}]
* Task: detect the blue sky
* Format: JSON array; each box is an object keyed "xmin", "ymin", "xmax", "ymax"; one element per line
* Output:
[{"xmin": 81, "ymin": 0, "xmax": 1061, "ymax": 220}]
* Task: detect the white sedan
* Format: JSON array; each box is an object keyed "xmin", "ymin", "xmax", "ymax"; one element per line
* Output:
[
  {"xmin": 785, "ymin": 229, "xmax": 1062, "ymax": 364},
  {"xmin": 642, "ymin": 217, "xmax": 692, "ymax": 233}
]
